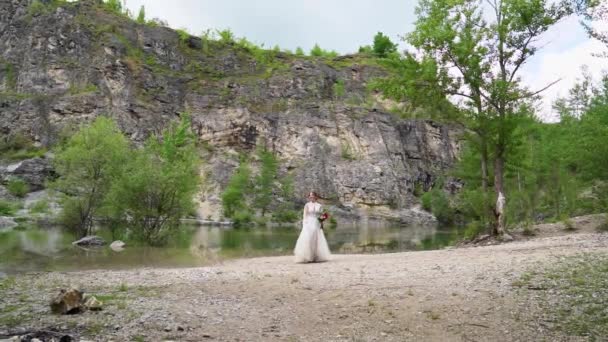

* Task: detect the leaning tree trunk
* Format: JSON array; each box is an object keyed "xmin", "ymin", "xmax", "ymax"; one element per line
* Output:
[{"xmin": 493, "ymin": 155, "xmax": 506, "ymax": 236}]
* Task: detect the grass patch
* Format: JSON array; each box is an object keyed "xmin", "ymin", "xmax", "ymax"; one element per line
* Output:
[
  {"xmin": 0, "ymin": 277, "xmax": 16, "ymax": 291},
  {"xmin": 0, "ymin": 200, "xmax": 19, "ymax": 216},
  {"xmin": 518, "ymin": 253, "xmax": 608, "ymax": 339},
  {"xmin": 6, "ymin": 178, "xmax": 29, "ymax": 198},
  {"xmin": 29, "ymin": 199, "xmax": 50, "ymax": 214}
]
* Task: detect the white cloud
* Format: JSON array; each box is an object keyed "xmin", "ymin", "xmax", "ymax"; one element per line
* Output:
[{"xmin": 522, "ymin": 32, "xmax": 608, "ymax": 122}]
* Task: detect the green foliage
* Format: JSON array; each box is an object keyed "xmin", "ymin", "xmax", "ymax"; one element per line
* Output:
[
  {"xmin": 52, "ymin": 116, "xmax": 130, "ymax": 237},
  {"xmin": 372, "ymin": 32, "xmax": 397, "ymax": 58},
  {"xmin": 358, "ymin": 45, "xmax": 373, "ymax": 54},
  {"xmin": 254, "ymin": 148, "xmax": 279, "ymax": 216},
  {"xmin": 6, "ymin": 178, "xmax": 28, "ymax": 198},
  {"xmin": 272, "ymin": 174, "xmax": 298, "ymax": 223},
  {"xmin": 420, "ymin": 192, "xmax": 432, "ymax": 211},
  {"xmin": 295, "ymin": 47, "xmax": 305, "ymax": 56},
  {"xmin": 369, "ymin": 53, "xmax": 461, "ymax": 122},
  {"xmin": 420, "ymin": 187, "xmax": 453, "ymax": 224},
  {"xmin": 2, "ymin": 62, "xmax": 17, "ymax": 91},
  {"xmin": 333, "ymin": 80, "xmax": 345, "ymax": 99},
  {"xmin": 310, "ymin": 44, "xmax": 338, "ymax": 58},
  {"xmin": 136, "ymin": 5, "xmax": 146, "ymax": 24},
  {"xmin": 0, "ymin": 200, "xmax": 18, "ymax": 216},
  {"xmin": 29, "ymin": 199, "xmax": 50, "ymax": 214},
  {"xmin": 405, "ymin": 0, "xmax": 573, "ymax": 235},
  {"xmin": 463, "ymin": 220, "xmax": 486, "ymax": 240},
  {"xmin": 27, "ymin": 0, "xmax": 46, "ymax": 16},
  {"xmin": 222, "ymin": 158, "xmax": 252, "ymax": 219},
  {"xmin": 217, "ymin": 29, "xmax": 235, "ymax": 45},
  {"xmin": 176, "ymin": 29, "xmax": 190, "ymax": 45},
  {"xmin": 105, "ymin": 115, "xmax": 201, "ymax": 245},
  {"xmin": 103, "ymin": 0, "xmax": 123, "ymax": 15}
]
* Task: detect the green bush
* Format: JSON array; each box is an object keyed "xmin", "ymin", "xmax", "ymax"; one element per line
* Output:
[
  {"xmin": 29, "ymin": 199, "xmax": 50, "ymax": 214},
  {"xmin": 272, "ymin": 209, "xmax": 299, "ymax": 223},
  {"xmin": 217, "ymin": 29, "xmax": 235, "ymax": 45},
  {"xmin": 53, "ymin": 116, "xmax": 130, "ymax": 237},
  {"xmin": 103, "ymin": 0, "xmax": 123, "ymax": 15},
  {"xmin": 333, "ymin": 80, "xmax": 345, "ymax": 99},
  {"xmin": 420, "ymin": 188, "xmax": 453, "ymax": 224},
  {"xmin": 0, "ymin": 200, "xmax": 18, "ymax": 216},
  {"xmin": 7, "ymin": 178, "xmax": 29, "ymax": 198},
  {"xmin": 463, "ymin": 220, "xmax": 486, "ymax": 240},
  {"xmin": 372, "ymin": 32, "xmax": 397, "ymax": 58},
  {"xmin": 295, "ymin": 47, "xmax": 305, "ymax": 56},
  {"xmin": 176, "ymin": 29, "xmax": 190, "ymax": 45},
  {"xmin": 104, "ymin": 115, "xmax": 201, "ymax": 245},
  {"xmin": 232, "ymin": 210, "xmax": 253, "ymax": 228},
  {"xmin": 222, "ymin": 159, "xmax": 251, "ymax": 218},
  {"xmin": 421, "ymin": 191, "xmax": 432, "ymax": 211},
  {"xmin": 27, "ymin": 0, "xmax": 46, "ymax": 16}
]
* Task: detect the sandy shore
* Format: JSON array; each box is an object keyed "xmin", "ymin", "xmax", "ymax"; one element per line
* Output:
[{"xmin": 1, "ymin": 215, "xmax": 607, "ymax": 341}]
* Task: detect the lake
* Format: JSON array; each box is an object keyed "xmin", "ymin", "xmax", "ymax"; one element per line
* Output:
[{"xmin": 0, "ymin": 222, "xmax": 462, "ymax": 274}]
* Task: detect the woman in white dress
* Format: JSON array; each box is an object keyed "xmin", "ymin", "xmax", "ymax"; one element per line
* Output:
[{"xmin": 294, "ymin": 192, "xmax": 331, "ymax": 263}]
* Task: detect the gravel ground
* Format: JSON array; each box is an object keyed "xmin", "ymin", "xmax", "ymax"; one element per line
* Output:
[{"xmin": 1, "ymin": 215, "xmax": 607, "ymax": 342}]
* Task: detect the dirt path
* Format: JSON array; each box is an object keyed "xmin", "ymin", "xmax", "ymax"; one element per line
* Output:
[{"xmin": 2, "ymin": 216, "xmax": 608, "ymax": 341}]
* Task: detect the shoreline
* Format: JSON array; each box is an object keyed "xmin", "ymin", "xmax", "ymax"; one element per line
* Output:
[{"xmin": 1, "ymin": 215, "xmax": 607, "ymax": 341}]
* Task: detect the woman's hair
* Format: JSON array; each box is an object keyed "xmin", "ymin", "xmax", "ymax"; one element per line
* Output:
[{"xmin": 308, "ymin": 191, "xmax": 321, "ymax": 199}]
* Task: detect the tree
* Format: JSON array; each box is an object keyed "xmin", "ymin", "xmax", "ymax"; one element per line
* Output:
[
  {"xmin": 53, "ymin": 117, "xmax": 130, "ymax": 237},
  {"xmin": 372, "ymin": 32, "xmax": 397, "ymax": 58},
  {"xmin": 221, "ymin": 157, "xmax": 252, "ymax": 219},
  {"xmin": 408, "ymin": 0, "xmax": 572, "ymax": 236},
  {"xmin": 105, "ymin": 115, "xmax": 201, "ymax": 245},
  {"xmin": 310, "ymin": 43, "xmax": 324, "ymax": 57},
  {"xmin": 295, "ymin": 47, "xmax": 305, "ymax": 56},
  {"xmin": 136, "ymin": 5, "xmax": 146, "ymax": 24},
  {"xmin": 254, "ymin": 148, "xmax": 279, "ymax": 216}
]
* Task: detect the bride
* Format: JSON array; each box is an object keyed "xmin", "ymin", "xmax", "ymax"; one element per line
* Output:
[{"xmin": 294, "ymin": 192, "xmax": 331, "ymax": 263}]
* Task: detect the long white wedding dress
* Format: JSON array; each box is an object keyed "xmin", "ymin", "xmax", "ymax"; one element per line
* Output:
[{"xmin": 294, "ymin": 201, "xmax": 331, "ymax": 263}]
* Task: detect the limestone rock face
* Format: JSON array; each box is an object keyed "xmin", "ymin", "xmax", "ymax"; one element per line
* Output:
[
  {"xmin": 0, "ymin": 0, "xmax": 462, "ymax": 221},
  {"xmin": 0, "ymin": 158, "xmax": 54, "ymax": 192}
]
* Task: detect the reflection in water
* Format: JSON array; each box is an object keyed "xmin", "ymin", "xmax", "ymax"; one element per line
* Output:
[{"xmin": 0, "ymin": 221, "xmax": 461, "ymax": 274}]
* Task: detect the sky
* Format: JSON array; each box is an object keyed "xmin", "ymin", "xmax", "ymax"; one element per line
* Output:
[{"xmin": 122, "ymin": 0, "xmax": 608, "ymax": 121}]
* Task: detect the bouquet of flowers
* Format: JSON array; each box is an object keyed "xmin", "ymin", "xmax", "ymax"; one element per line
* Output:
[{"xmin": 318, "ymin": 211, "xmax": 329, "ymax": 229}]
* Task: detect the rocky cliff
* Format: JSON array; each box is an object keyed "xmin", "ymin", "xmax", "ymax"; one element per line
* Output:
[{"xmin": 0, "ymin": 0, "xmax": 462, "ymax": 222}]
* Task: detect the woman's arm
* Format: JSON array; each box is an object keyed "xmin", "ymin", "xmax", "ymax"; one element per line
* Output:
[{"xmin": 302, "ymin": 203, "xmax": 308, "ymax": 222}]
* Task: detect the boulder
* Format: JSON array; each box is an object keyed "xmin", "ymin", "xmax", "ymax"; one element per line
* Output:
[
  {"xmin": 110, "ymin": 240, "xmax": 125, "ymax": 251},
  {"xmin": 72, "ymin": 236, "xmax": 106, "ymax": 247},
  {"xmin": 82, "ymin": 295, "xmax": 103, "ymax": 311},
  {"xmin": 50, "ymin": 288, "xmax": 83, "ymax": 314},
  {"xmin": 0, "ymin": 216, "xmax": 18, "ymax": 230}
]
